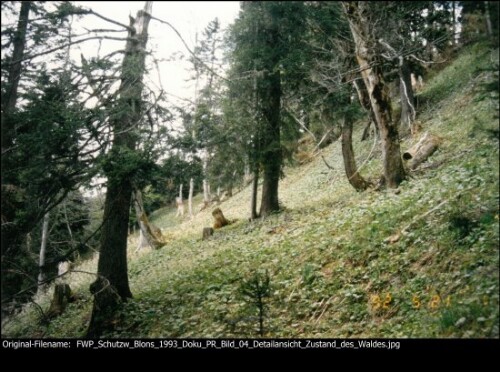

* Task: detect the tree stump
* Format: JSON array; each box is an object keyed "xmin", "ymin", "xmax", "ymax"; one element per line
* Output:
[
  {"xmin": 202, "ymin": 227, "xmax": 214, "ymax": 240},
  {"xmin": 212, "ymin": 208, "xmax": 229, "ymax": 229},
  {"xmin": 47, "ymin": 284, "xmax": 72, "ymax": 319},
  {"xmin": 403, "ymin": 132, "xmax": 440, "ymax": 170}
]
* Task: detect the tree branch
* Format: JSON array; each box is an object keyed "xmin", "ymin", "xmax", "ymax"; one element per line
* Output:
[
  {"xmin": 8, "ymin": 36, "xmax": 129, "ymax": 65},
  {"xmin": 150, "ymin": 15, "xmax": 230, "ymax": 83},
  {"xmin": 408, "ymin": 54, "xmax": 447, "ymax": 65},
  {"xmin": 87, "ymin": 9, "xmax": 132, "ymax": 31},
  {"xmin": 321, "ymin": 155, "xmax": 335, "ymax": 170},
  {"xmin": 283, "ymin": 106, "xmax": 317, "ymax": 141}
]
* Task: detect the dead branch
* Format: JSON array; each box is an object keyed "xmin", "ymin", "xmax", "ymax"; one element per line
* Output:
[
  {"xmin": 385, "ymin": 186, "xmax": 475, "ymax": 244},
  {"xmin": 150, "ymin": 16, "xmax": 229, "ymax": 83},
  {"xmin": 403, "ymin": 132, "xmax": 440, "ymax": 170},
  {"xmin": 321, "ymin": 155, "xmax": 335, "ymax": 170},
  {"xmin": 8, "ymin": 36, "xmax": 129, "ymax": 65}
]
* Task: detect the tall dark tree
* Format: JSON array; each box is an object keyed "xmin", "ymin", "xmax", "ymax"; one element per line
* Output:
[
  {"xmin": 1, "ymin": 71, "xmax": 100, "ymax": 304},
  {"xmin": 0, "ymin": 1, "xmax": 115, "ymax": 307},
  {"xmin": 1, "ymin": 1, "xmax": 30, "ymax": 153},
  {"xmin": 87, "ymin": 1, "xmax": 153, "ymax": 338},
  {"xmin": 229, "ymin": 2, "xmax": 307, "ymax": 217},
  {"xmin": 1, "ymin": 1, "xmax": 32, "ymax": 305}
]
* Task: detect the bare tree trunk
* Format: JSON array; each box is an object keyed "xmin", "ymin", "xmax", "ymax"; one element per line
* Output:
[
  {"xmin": 87, "ymin": 2, "xmax": 153, "ymax": 338},
  {"xmin": 203, "ymin": 161, "xmax": 210, "ymax": 206},
  {"xmin": 361, "ymin": 120, "xmax": 376, "ymax": 142},
  {"xmin": 244, "ymin": 161, "xmax": 252, "ymax": 185},
  {"xmin": 133, "ymin": 189, "xmax": 164, "ymax": 251},
  {"xmin": 136, "ymin": 228, "xmax": 147, "ymax": 252},
  {"xmin": 226, "ymin": 180, "xmax": 233, "ymax": 198},
  {"xmin": 341, "ymin": 117, "xmax": 370, "ymax": 191},
  {"xmin": 37, "ymin": 212, "xmax": 50, "ymax": 295},
  {"xmin": 353, "ymin": 79, "xmax": 378, "ymax": 141},
  {"xmin": 188, "ymin": 178, "xmax": 194, "ymax": 218},
  {"xmin": 452, "ymin": 1, "xmax": 459, "ymax": 45},
  {"xmin": 203, "ymin": 180, "xmax": 209, "ymax": 204},
  {"xmin": 63, "ymin": 200, "xmax": 77, "ymax": 254},
  {"xmin": 1, "ymin": 1, "xmax": 31, "ymax": 153},
  {"xmin": 484, "ymin": 1, "xmax": 493, "ymax": 36},
  {"xmin": 342, "ymin": 2, "xmax": 406, "ymax": 189},
  {"xmin": 250, "ymin": 166, "xmax": 259, "ymax": 220},
  {"xmin": 399, "ymin": 58, "xmax": 416, "ymax": 136},
  {"xmin": 175, "ymin": 183, "xmax": 184, "ymax": 217},
  {"xmin": 259, "ymin": 69, "xmax": 281, "ymax": 217},
  {"xmin": 1, "ymin": 2, "xmax": 32, "ymax": 303}
]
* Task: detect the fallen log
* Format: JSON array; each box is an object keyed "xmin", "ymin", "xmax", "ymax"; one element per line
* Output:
[{"xmin": 403, "ymin": 132, "xmax": 440, "ymax": 170}]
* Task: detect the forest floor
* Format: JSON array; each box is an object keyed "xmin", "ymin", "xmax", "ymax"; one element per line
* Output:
[{"xmin": 4, "ymin": 41, "xmax": 499, "ymax": 338}]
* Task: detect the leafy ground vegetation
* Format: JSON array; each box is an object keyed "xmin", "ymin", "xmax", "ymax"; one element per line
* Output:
[{"xmin": 4, "ymin": 41, "xmax": 499, "ymax": 338}]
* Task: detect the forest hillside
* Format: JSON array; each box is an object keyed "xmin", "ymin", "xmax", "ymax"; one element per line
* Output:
[{"xmin": 3, "ymin": 41, "xmax": 499, "ymax": 338}]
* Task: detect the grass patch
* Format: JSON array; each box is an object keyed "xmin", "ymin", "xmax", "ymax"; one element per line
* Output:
[{"xmin": 4, "ymin": 42, "xmax": 498, "ymax": 339}]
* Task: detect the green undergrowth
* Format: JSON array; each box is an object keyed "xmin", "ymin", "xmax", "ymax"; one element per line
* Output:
[{"xmin": 4, "ymin": 42, "xmax": 498, "ymax": 338}]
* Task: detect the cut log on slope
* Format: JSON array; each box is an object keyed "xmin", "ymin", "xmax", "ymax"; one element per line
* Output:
[
  {"xmin": 212, "ymin": 208, "xmax": 229, "ymax": 229},
  {"xmin": 403, "ymin": 132, "xmax": 440, "ymax": 170}
]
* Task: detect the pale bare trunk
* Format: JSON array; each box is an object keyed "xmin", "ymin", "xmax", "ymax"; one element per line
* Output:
[
  {"xmin": 63, "ymin": 201, "xmax": 77, "ymax": 253},
  {"xmin": 452, "ymin": 1, "xmax": 459, "ymax": 45},
  {"xmin": 188, "ymin": 178, "xmax": 194, "ymax": 218},
  {"xmin": 37, "ymin": 212, "xmax": 50, "ymax": 294},
  {"xmin": 134, "ymin": 189, "xmax": 164, "ymax": 251},
  {"xmin": 353, "ymin": 79, "xmax": 378, "ymax": 141},
  {"xmin": 88, "ymin": 5, "xmax": 153, "ymax": 338},
  {"xmin": 341, "ymin": 116, "xmax": 370, "ymax": 191},
  {"xmin": 485, "ymin": 1, "xmax": 493, "ymax": 36},
  {"xmin": 203, "ymin": 179, "xmax": 209, "ymax": 204},
  {"xmin": 175, "ymin": 183, "xmax": 184, "ymax": 217},
  {"xmin": 202, "ymin": 156, "xmax": 210, "ymax": 205},
  {"xmin": 250, "ymin": 167, "xmax": 259, "ymax": 220},
  {"xmin": 134, "ymin": 189, "xmax": 148, "ymax": 251},
  {"xmin": 343, "ymin": 2, "xmax": 406, "ymax": 188},
  {"xmin": 399, "ymin": 57, "xmax": 416, "ymax": 136}
]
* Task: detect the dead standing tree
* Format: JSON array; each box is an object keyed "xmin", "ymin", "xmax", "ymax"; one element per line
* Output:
[
  {"xmin": 133, "ymin": 189, "xmax": 165, "ymax": 252},
  {"xmin": 342, "ymin": 2, "xmax": 406, "ymax": 188},
  {"xmin": 309, "ymin": 36, "xmax": 372, "ymax": 192},
  {"xmin": 175, "ymin": 183, "xmax": 184, "ymax": 217},
  {"xmin": 87, "ymin": 1, "xmax": 153, "ymax": 338}
]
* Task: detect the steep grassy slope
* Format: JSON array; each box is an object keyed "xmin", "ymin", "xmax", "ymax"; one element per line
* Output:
[{"xmin": 4, "ymin": 42, "xmax": 498, "ymax": 338}]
